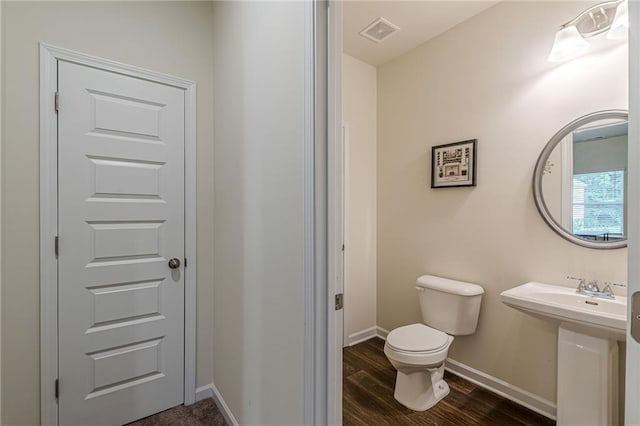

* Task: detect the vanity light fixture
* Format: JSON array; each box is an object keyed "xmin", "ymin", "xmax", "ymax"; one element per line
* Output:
[{"xmin": 548, "ymin": 0, "xmax": 628, "ymax": 62}]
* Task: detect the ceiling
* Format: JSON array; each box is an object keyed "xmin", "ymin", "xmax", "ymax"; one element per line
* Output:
[{"xmin": 343, "ymin": 1, "xmax": 499, "ymax": 66}]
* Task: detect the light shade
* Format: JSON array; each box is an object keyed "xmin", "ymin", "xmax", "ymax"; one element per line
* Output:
[
  {"xmin": 607, "ymin": 0, "xmax": 628, "ymax": 39},
  {"xmin": 548, "ymin": 26, "xmax": 590, "ymax": 62}
]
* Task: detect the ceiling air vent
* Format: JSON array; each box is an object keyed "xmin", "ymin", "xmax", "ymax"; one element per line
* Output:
[{"xmin": 359, "ymin": 17, "xmax": 400, "ymax": 43}]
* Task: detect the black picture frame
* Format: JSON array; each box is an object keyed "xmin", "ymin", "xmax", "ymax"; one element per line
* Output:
[{"xmin": 431, "ymin": 139, "xmax": 477, "ymax": 188}]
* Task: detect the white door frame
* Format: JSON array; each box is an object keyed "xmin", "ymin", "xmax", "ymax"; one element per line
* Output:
[
  {"xmin": 302, "ymin": 1, "xmax": 341, "ymax": 424},
  {"xmin": 39, "ymin": 43, "xmax": 198, "ymax": 426},
  {"xmin": 342, "ymin": 123, "xmax": 349, "ymax": 348},
  {"xmin": 303, "ymin": 0, "xmax": 328, "ymax": 423},
  {"xmin": 626, "ymin": 0, "xmax": 640, "ymax": 423},
  {"xmin": 327, "ymin": 0, "xmax": 343, "ymax": 423}
]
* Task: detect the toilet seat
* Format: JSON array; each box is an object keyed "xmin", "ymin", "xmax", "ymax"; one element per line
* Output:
[{"xmin": 386, "ymin": 323, "xmax": 449, "ymax": 354}]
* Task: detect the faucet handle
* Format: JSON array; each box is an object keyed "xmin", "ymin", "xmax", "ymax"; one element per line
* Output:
[
  {"xmin": 567, "ymin": 275, "xmax": 586, "ymax": 289},
  {"xmin": 602, "ymin": 283, "xmax": 614, "ymax": 297},
  {"xmin": 586, "ymin": 280, "xmax": 600, "ymax": 292}
]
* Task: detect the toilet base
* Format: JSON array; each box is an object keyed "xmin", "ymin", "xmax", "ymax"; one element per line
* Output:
[{"xmin": 393, "ymin": 363, "xmax": 449, "ymax": 411}]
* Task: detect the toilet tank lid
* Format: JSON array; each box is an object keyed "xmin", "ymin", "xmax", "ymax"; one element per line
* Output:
[{"xmin": 416, "ymin": 275, "xmax": 484, "ymax": 296}]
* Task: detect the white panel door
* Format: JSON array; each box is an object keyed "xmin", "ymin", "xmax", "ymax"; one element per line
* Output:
[{"xmin": 57, "ymin": 60, "xmax": 185, "ymax": 426}]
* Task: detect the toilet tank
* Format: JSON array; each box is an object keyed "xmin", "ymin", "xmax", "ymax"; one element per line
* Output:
[{"xmin": 416, "ymin": 275, "xmax": 484, "ymax": 335}]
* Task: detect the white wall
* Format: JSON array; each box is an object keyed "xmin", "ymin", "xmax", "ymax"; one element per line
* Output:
[
  {"xmin": 377, "ymin": 1, "xmax": 627, "ymax": 404},
  {"xmin": 0, "ymin": 1, "xmax": 3, "ymax": 421},
  {"xmin": 211, "ymin": 2, "xmax": 305, "ymax": 424},
  {"xmin": 1, "ymin": 2, "xmax": 215, "ymax": 424},
  {"xmin": 342, "ymin": 53, "xmax": 377, "ymax": 344}
]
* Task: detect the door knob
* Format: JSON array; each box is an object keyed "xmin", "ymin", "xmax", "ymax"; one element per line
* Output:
[{"xmin": 168, "ymin": 258, "xmax": 181, "ymax": 269}]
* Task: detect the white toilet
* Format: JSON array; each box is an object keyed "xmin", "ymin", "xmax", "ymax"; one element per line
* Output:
[{"xmin": 384, "ymin": 274, "xmax": 484, "ymax": 411}]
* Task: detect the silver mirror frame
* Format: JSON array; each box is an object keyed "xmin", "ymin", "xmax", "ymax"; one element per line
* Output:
[{"xmin": 533, "ymin": 109, "xmax": 628, "ymax": 249}]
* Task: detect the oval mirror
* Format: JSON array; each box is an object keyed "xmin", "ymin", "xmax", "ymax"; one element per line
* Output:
[{"xmin": 533, "ymin": 110, "xmax": 628, "ymax": 249}]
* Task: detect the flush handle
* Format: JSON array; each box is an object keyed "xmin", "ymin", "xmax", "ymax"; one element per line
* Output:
[{"xmin": 632, "ymin": 291, "xmax": 640, "ymax": 343}]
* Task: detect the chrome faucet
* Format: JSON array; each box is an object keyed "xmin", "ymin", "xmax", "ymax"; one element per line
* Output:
[{"xmin": 566, "ymin": 276, "xmax": 615, "ymax": 299}]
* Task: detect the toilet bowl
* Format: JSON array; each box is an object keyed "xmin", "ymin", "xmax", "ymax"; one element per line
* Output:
[
  {"xmin": 384, "ymin": 275, "xmax": 484, "ymax": 412},
  {"xmin": 384, "ymin": 323, "xmax": 454, "ymax": 411}
]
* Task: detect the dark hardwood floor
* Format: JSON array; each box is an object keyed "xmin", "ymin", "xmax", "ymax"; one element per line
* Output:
[{"xmin": 344, "ymin": 338, "xmax": 555, "ymax": 426}]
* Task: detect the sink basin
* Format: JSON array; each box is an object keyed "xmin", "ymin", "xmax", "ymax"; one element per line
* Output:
[
  {"xmin": 500, "ymin": 282, "xmax": 626, "ymax": 340},
  {"xmin": 502, "ymin": 282, "xmax": 627, "ymax": 424}
]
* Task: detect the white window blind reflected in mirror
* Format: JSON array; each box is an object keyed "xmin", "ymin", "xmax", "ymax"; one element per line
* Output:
[{"xmin": 572, "ymin": 170, "xmax": 625, "ymax": 239}]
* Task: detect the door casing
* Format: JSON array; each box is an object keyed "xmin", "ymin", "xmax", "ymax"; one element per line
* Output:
[
  {"xmin": 626, "ymin": 1, "xmax": 640, "ymax": 422},
  {"xmin": 39, "ymin": 43, "xmax": 198, "ymax": 426},
  {"xmin": 327, "ymin": 1, "xmax": 343, "ymax": 424}
]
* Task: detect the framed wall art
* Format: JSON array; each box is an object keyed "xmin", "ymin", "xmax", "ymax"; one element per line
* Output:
[{"xmin": 431, "ymin": 139, "xmax": 477, "ymax": 188}]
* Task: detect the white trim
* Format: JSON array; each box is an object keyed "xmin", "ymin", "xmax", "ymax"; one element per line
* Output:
[
  {"xmin": 445, "ymin": 359, "xmax": 556, "ymax": 420},
  {"xmin": 39, "ymin": 43, "xmax": 198, "ymax": 425},
  {"xmin": 303, "ymin": 2, "xmax": 328, "ymax": 425},
  {"xmin": 626, "ymin": 0, "xmax": 640, "ymax": 422},
  {"xmin": 374, "ymin": 326, "xmax": 555, "ymax": 419},
  {"xmin": 341, "ymin": 124, "xmax": 349, "ymax": 348},
  {"xmin": 39, "ymin": 42, "xmax": 59, "ymax": 426},
  {"xmin": 327, "ymin": 1, "xmax": 343, "ymax": 425},
  {"xmin": 303, "ymin": 1, "xmax": 318, "ymax": 424},
  {"xmin": 376, "ymin": 326, "xmax": 390, "ymax": 339},
  {"xmin": 194, "ymin": 384, "xmax": 214, "ymax": 402},
  {"xmin": 347, "ymin": 327, "xmax": 378, "ymax": 346},
  {"xmin": 183, "ymin": 82, "xmax": 198, "ymax": 406},
  {"xmin": 41, "ymin": 43, "xmax": 194, "ymax": 89},
  {"xmin": 194, "ymin": 384, "xmax": 239, "ymax": 426},
  {"xmin": 211, "ymin": 384, "xmax": 240, "ymax": 426}
]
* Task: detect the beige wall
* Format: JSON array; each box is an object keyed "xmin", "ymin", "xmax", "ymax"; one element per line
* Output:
[
  {"xmin": 212, "ymin": 2, "xmax": 305, "ymax": 424},
  {"xmin": 1, "ymin": 2, "xmax": 215, "ymax": 424},
  {"xmin": 342, "ymin": 53, "xmax": 377, "ymax": 342},
  {"xmin": 377, "ymin": 1, "xmax": 627, "ymax": 404}
]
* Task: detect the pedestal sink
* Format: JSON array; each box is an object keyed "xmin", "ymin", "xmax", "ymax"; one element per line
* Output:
[{"xmin": 501, "ymin": 282, "xmax": 627, "ymax": 425}]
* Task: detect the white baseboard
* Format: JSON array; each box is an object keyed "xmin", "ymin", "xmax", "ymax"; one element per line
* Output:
[
  {"xmin": 195, "ymin": 384, "xmax": 214, "ymax": 402},
  {"xmin": 376, "ymin": 326, "xmax": 389, "ymax": 339},
  {"xmin": 445, "ymin": 359, "xmax": 556, "ymax": 420},
  {"xmin": 373, "ymin": 326, "xmax": 556, "ymax": 420},
  {"xmin": 348, "ymin": 326, "xmax": 378, "ymax": 346},
  {"xmin": 195, "ymin": 383, "xmax": 239, "ymax": 426}
]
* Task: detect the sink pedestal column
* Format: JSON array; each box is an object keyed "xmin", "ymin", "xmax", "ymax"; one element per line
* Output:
[{"xmin": 557, "ymin": 324, "xmax": 618, "ymax": 425}]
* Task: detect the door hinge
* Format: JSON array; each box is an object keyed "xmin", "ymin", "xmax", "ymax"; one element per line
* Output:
[
  {"xmin": 335, "ymin": 293, "xmax": 344, "ymax": 311},
  {"xmin": 54, "ymin": 92, "xmax": 59, "ymax": 113},
  {"xmin": 341, "ymin": 244, "xmax": 345, "ymax": 251},
  {"xmin": 184, "ymin": 258, "xmax": 188, "ymax": 268},
  {"xmin": 55, "ymin": 378, "xmax": 59, "ymax": 400},
  {"xmin": 632, "ymin": 291, "xmax": 640, "ymax": 343},
  {"xmin": 54, "ymin": 236, "xmax": 59, "ymax": 258}
]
